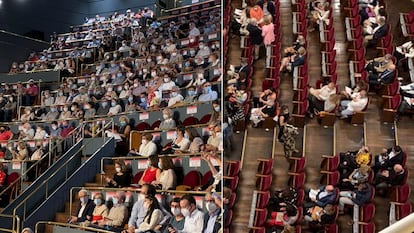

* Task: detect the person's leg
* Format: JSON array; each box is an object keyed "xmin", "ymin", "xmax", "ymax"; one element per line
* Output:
[
  {"xmin": 280, "ymin": 57, "xmax": 289, "ymax": 71},
  {"xmin": 254, "ymin": 44, "xmax": 261, "ymax": 60},
  {"xmin": 339, "ymin": 196, "xmax": 354, "ymax": 212}
]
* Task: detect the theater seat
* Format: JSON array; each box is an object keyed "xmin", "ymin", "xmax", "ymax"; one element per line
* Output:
[
  {"xmin": 135, "ymin": 122, "xmax": 150, "ymax": 131},
  {"xmin": 199, "ymin": 114, "xmax": 212, "ymax": 124},
  {"xmin": 131, "ymin": 171, "xmax": 144, "ymax": 186},
  {"xmin": 176, "ymin": 170, "xmax": 201, "ymax": 191},
  {"xmin": 182, "ymin": 116, "xmax": 199, "ymax": 126}
]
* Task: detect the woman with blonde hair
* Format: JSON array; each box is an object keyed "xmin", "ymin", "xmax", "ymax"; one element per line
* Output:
[
  {"xmin": 261, "ymin": 14, "xmax": 275, "ymax": 68},
  {"xmin": 340, "ymin": 164, "xmax": 371, "ymax": 190}
]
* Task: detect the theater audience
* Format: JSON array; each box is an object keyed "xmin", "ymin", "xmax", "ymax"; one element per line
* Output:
[
  {"xmin": 372, "ymin": 145, "xmax": 403, "ymax": 174},
  {"xmin": 180, "ymin": 194, "xmax": 204, "ymax": 233},
  {"xmin": 96, "ymin": 191, "xmax": 128, "ymax": 230},
  {"xmin": 374, "ymin": 164, "xmax": 405, "ymax": 194},
  {"xmin": 304, "ymin": 185, "xmax": 337, "ymax": 208},
  {"xmin": 158, "ymin": 108, "xmax": 176, "ymax": 130},
  {"xmin": 202, "ymin": 192, "xmax": 221, "ymax": 233},
  {"xmin": 163, "ymin": 198, "xmax": 185, "ymax": 233}
]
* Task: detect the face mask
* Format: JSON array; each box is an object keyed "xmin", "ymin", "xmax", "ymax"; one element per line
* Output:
[
  {"xmin": 112, "ymin": 197, "xmax": 119, "ymax": 205},
  {"xmin": 163, "ymin": 114, "xmax": 169, "ymax": 120},
  {"xmin": 45, "ymin": 94, "xmax": 49, "ymax": 98},
  {"xmin": 124, "ymin": 85, "xmax": 129, "ymax": 90},
  {"xmin": 146, "ymin": 59, "xmax": 152, "ymax": 63},
  {"xmin": 151, "ymin": 71, "xmax": 157, "ymax": 77},
  {"xmin": 50, "ymin": 108, "xmax": 56, "ymax": 112},
  {"xmin": 94, "ymin": 199, "xmax": 102, "ymax": 205},
  {"xmin": 80, "ymin": 197, "xmax": 88, "ymax": 204},
  {"xmin": 120, "ymin": 121, "xmax": 126, "ymax": 127},
  {"xmin": 143, "ymin": 69, "xmax": 148, "ymax": 73},
  {"xmin": 111, "ymin": 102, "xmax": 116, "ymax": 107},
  {"xmin": 164, "ymin": 78, "xmax": 170, "ymax": 83},
  {"xmin": 108, "ymin": 87, "xmax": 113, "ymax": 92},
  {"xmin": 115, "ymin": 167, "xmax": 122, "ymax": 173},
  {"xmin": 63, "ymin": 107, "xmax": 68, "ymax": 112},
  {"xmin": 206, "ymin": 202, "xmax": 217, "ymax": 213},
  {"xmin": 171, "ymin": 92, "xmax": 177, "ymax": 97},
  {"xmin": 102, "ymin": 102, "xmax": 108, "ymax": 108},
  {"xmin": 204, "ymin": 86, "xmax": 212, "ymax": 93},
  {"xmin": 71, "ymin": 106, "xmax": 75, "ymax": 111},
  {"xmin": 141, "ymin": 139, "xmax": 148, "ymax": 145},
  {"xmin": 133, "ymin": 83, "xmax": 139, "ymax": 87},
  {"xmin": 128, "ymin": 97, "xmax": 134, "ymax": 102},
  {"xmin": 171, "ymin": 207, "xmax": 181, "ymax": 216},
  {"xmin": 140, "ymin": 97, "xmax": 146, "ymax": 103},
  {"xmin": 111, "ymin": 64, "xmax": 116, "ymax": 68},
  {"xmin": 52, "ymin": 125, "xmax": 57, "ymax": 130},
  {"xmin": 172, "ymin": 52, "xmax": 177, "ymax": 56},
  {"xmin": 198, "ymin": 73, "xmax": 203, "ymax": 79},
  {"xmin": 181, "ymin": 207, "xmax": 190, "ymax": 217},
  {"xmin": 158, "ymin": 162, "xmax": 162, "ymax": 168},
  {"xmin": 58, "ymin": 92, "xmax": 63, "ymax": 96},
  {"xmin": 214, "ymin": 106, "xmax": 220, "ymax": 112}
]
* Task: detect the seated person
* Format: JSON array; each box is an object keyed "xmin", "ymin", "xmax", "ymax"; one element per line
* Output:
[
  {"xmin": 338, "ymin": 183, "xmax": 372, "ymax": 214},
  {"xmin": 397, "ymin": 96, "xmax": 414, "ymax": 115},
  {"xmin": 373, "ymin": 164, "xmax": 405, "ymax": 191},
  {"xmin": 267, "ymin": 203, "xmax": 298, "ymax": 228},
  {"xmin": 308, "ymin": 82, "xmax": 337, "ymax": 117},
  {"xmin": 179, "ymin": 194, "xmax": 204, "ymax": 233},
  {"xmin": 226, "ymin": 57, "xmax": 250, "ymax": 82},
  {"xmin": 206, "ymin": 122, "xmax": 222, "ymax": 150},
  {"xmin": 168, "ymin": 86, "xmax": 184, "ymax": 107},
  {"xmin": 84, "ymin": 192, "xmax": 108, "ymax": 226},
  {"xmin": 268, "ymin": 187, "xmax": 298, "ymax": 212},
  {"xmin": 135, "ymin": 195, "xmax": 164, "ymax": 233},
  {"xmin": 42, "ymin": 105, "xmax": 60, "ymax": 120},
  {"xmin": 394, "ymin": 40, "xmax": 414, "ymax": 65},
  {"xmin": 364, "ymin": 16, "xmax": 387, "ymax": 47},
  {"xmin": 279, "ymin": 47, "xmax": 306, "ymax": 73},
  {"xmin": 138, "ymin": 155, "xmax": 161, "ymax": 186},
  {"xmin": 282, "ymin": 35, "xmax": 306, "ymax": 58},
  {"xmin": 308, "ymin": 2, "xmax": 330, "ymax": 32},
  {"xmin": 367, "ymin": 64, "xmax": 396, "ymax": 87},
  {"xmin": 152, "ymin": 156, "xmax": 177, "ymax": 190},
  {"xmin": 340, "ymin": 90, "xmax": 368, "ymax": 118},
  {"xmin": 163, "ymin": 198, "xmax": 185, "ymax": 233},
  {"xmin": 95, "ymin": 191, "xmax": 128, "ymax": 231},
  {"xmin": 304, "ymin": 185, "xmax": 337, "ymax": 208},
  {"xmin": 339, "ymin": 164, "xmax": 370, "ymax": 191},
  {"xmin": 341, "ymin": 81, "xmax": 367, "ymax": 100},
  {"xmin": 20, "ymin": 107, "xmax": 34, "ymax": 121},
  {"xmin": 372, "ymin": 145, "xmax": 403, "ymax": 173},
  {"xmin": 400, "ymin": 81, "xmax": 414, "ymax": 97},
  {"xmin": 202, "ymin": 193, "xmax": 221, "ymax": 233},
  {"xmin": 69, "ymin": 189, "xmax": 95, "ymax": 224},
  {"xmin": 131, "ymin": 133, "xmax": 158, "ymax": 157},
  {"xmin": 304, "ymin": 204, "xmax": 336, "ymax": 225},
  {"xmin": 103, "ymin": 161, "xmax": 131, "ymax": 188},
  {"xmin": 10, "ymin": 141, "xmax": 28, "ymax": 160},
  {"xmin": 338, "ymin": 146, "xmax": 371, "ymax": 179},
  {"xmin": 198, "ymin": 82, "xmax": 218, "ymax": 102},
  {"xmin": 250, "ymin": 96, "xmax": 277, "ymax": 128},
  {"xmin": 162, "ymin": 126, "xmax": 190, "ymax": 154},
  {"xmin": 158, "ymin": 108, "xmax": 176, "ymax": 130}
]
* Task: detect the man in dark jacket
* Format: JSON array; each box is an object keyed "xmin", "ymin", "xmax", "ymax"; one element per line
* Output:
[
  {"xmin": 202, "ymin": 193, "xmax": 221, "ymax": 233},
  {"xmin": 374, "ymin": 164, "xmax": 405, "ymax": 189},
  {"xmin": 246, "ymin": 18, "xmax": 263, "ymax": 60},
  {"xmin": 69, "ymin": 189, "xmax": 95, "ymax": 223},
  {"xmin": 364, "ymin": 16, "xmax": 387, "ymax": 47},
  {"xmin": 373, "ymin": 145, "xmax": 404, "ymax": 174},
  {"xmin": 338, "ymin": 183, "xmax": 372, "ymax": 213},
  {"xmin": 304, "ymin": 185, "xmax": 337, "ymax": 208}
]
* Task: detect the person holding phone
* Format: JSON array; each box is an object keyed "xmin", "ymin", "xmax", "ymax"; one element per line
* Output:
[{"xmin": 163, "ymin": 198, "xmax": 185, "ymax": 233}]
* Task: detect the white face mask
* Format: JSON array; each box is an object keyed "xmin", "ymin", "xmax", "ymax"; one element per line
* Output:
[
  {"xmin": 163, "ymin": 114, "xmax": 169, "ymax": 120},
  {"xmin": 206, "ymin": 202, "xmax": 218, "ymax": 213},
  {"xmin": 115, "ymin": 167, "xmax": 121, "ymax": 173},
  {"xmin": 171, "ymin": 207, "xmax": 181, "ymax": 216},
  {"xmin": 181, "ymin": 207, "xmax": 191, "ymax": 217},
  {"xmin": 141, "ymin": 139, "xmax": 148, "ymax": 145}
]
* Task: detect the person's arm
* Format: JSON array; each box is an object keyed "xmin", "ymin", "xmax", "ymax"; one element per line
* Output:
[
  {"xmin": 127, "ymin": 202, "xmax": 139, "ymax": 231},
  {"xmin": 139, "ymin": 169, "xmax": 148, "ymax": 185},
  {"xmin": 141, "ymin": 209, "xmax": 163, "ymax": 231}
]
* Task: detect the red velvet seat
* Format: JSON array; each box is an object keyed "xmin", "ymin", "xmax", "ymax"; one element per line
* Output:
[
  {"xmin": 199, "ymin": 114, "xmax": 211, "ymax": 124},
  {"xmin": 289, "ymin": 157, "xmax": 306, "ymax": 173},
  {"xmin": 288, "ymin": 172, "xmax": 306, "ymax": 189},
  {"xmin": 257, "ymin": 158, "xmax": 273, "ymax": 175},
  {"xmin": 150, "ymin": 120, "xmax": 161, "ymax": 130},
  {"xmin": 135, "ymin": 122, "xmax": 150, "ymax": 131},
  {"xmin": 359, "ymin": 222, "xmax": 375, "ymax": 233},
  {"xmin": 131, "ymin": 171, "xmax": 144, "ymax": 185},
  {"xmin": 252, "ymin": 208, "xmax": 268, "ymax": 227},
  {"xmin": 182, "ymin": 116, "xmax": 199, "ymax": 126},
  {"xmin": 324, "ymin": 223, "xmax": 338, "ymax": 233},
  {"xmin": 360, "ymin": 203, "xmax": 376, "ymax": 223},
  {"xmin": 228, "ymin": 192, "xmax": 236, "ymax": 209},
  {"xmin": 200, "ymin": 171, "xmax": 212, "ymax": 187},
  {"xmin": 225, "ymin": 209, "xmax": 233, "ymax": 227},
  {"xmin": 320, "ymin": 171, "xmax": 340, "ymax": 186},
  {"xmin": 226, "ymin": 160, "xmax": 241, "ymax": 177},
  {"xmin": 320, "ymin": 155, "xmax": 340, "ymax": 172},
  {"xmin": 396, "ymin": 202, "xmax": 412, "ymax": 220},
  {"xmin": 255, "ymin": 174, "xmax": 272, "ymax": 191},
  {"xmin": 176, "ymin": 170, "xmax": 201, "ymax": 190},
  {"xmin": 224, "ymin": 175, "xmax": 239, "ymax": 191},
  {"xmin": 255, "ymin": 191, "xmax": 270, "ymax": 209}
]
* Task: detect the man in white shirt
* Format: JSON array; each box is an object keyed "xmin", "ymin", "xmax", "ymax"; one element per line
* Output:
[
  {"xmin": 179, "ymin": 195, "xmax": 204, "ymax": 233},
  {"xmin": 168, "ymin": 86, "xmax": 184, "ymax": 107},
  {"xmin": 69, "ymin": 189, "xmax": 95, "ymax": 223},
  {"xmin": 202, "ymin": 193, "xmax": 221, "ymax": 233},
  {"xmin": 340, "ymin": 90, "xmax": 368, "ymax": 118}
]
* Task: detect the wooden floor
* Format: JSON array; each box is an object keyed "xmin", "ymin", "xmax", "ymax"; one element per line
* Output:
[{"xmin": 226, "ymin": 0, "xmax": 414, "ymax": 232}]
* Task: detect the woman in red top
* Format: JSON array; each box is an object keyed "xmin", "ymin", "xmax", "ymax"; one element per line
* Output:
[
  {"xmin": 139, "ymin": 155, "xmax": 161, "ymax": 186},
  {"xmin": 0, "ymin": 126, "xmax": 13, "ymax": 142}
]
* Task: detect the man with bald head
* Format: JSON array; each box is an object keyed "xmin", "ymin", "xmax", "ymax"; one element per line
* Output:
[
  {"xmin": 374, "ymin": 164, "xmax": 405, "ymax": 190},
  {"xmin": 305, "ymin": 185, "xmax": 337, "ymax": 208},
  {"xmin": 69, "ymin": 189, "xmax": 95, "ymax": 223}
]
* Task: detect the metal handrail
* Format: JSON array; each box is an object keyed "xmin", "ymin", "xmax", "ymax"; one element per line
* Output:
[
  {"xmin": 0, "ymin": 123, "xmax": 82, "ymax": 199},
  {"xmin": 35, "ymin": 221, "xmax": 113, "ymax": 233},
  {"xmin": 160, "ymin": 5, "xmax": 220, "ymax": 21},
  {"xmin": 0, "ymin": 213, "xmax": 20, "ymax": 233},
  {"xmin": 11, "ymin": 119, "xmax": 113, "ymax": 230},
  {"xmin": 161, "ymin": 0, "xmax": 216, "ymax": 13}
]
